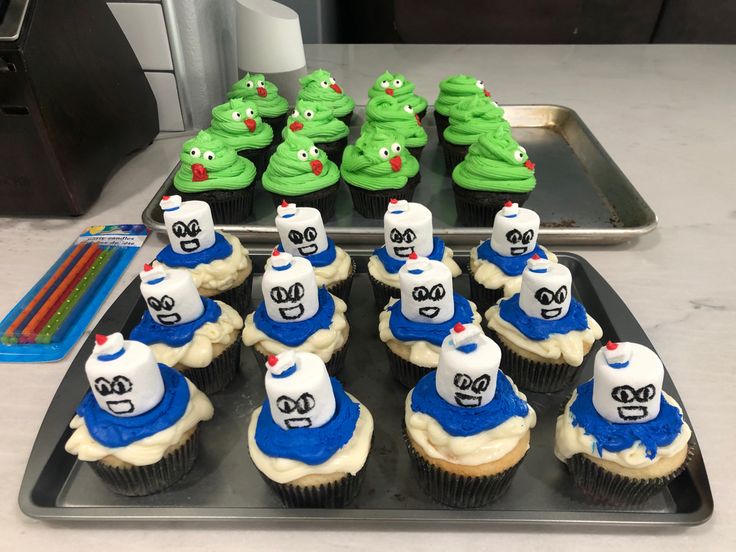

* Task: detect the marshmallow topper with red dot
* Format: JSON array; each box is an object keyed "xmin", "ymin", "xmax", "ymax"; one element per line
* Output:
[
  {"xmin": 519, "ymin": 255, "xmax": 572, "ymax": 321},
  {"xmin": 490, "ymin": 201, "xmax": 541, "ymax": 257},
  {"xmin": 275, "ymin": 201, "xmax": 329, "ymax": 258},
  {"xmin": 139, "ymin": 264, "xmax": 204, "ymax": 327},
  {"xmin": 398, "ymin": 253, "xmax": 454, "ymax": 324},
  {"xmin": 384, "ymin": 199, "xmax": 434, "ymax": 261},
  {"xmin": 262, "ymin": 250, "xmax": 320, "ymax": 323},
  {"xmin": 159, "ymin": 195, "xmax": 216, "ymax": 255}
]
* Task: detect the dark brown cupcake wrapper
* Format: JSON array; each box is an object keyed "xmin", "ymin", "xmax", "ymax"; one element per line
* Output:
[
  {"xmin": 89, "ymin": 428, "xmax": 200, "ymax": 496},
  {"xmin": 208, "ymin": 271, "xmax": 253, "ymax": 316},
  {"xmin": 566, "ymin": 444, "xmax": 696, "ymax": 506},
  {"xmin": 179, "ymin": 339, "xmax": 241, "ymax": 395},
  {"xmin": 489, "ymin": 329, "xmax": 584, "ymax": 393},
  {"xmin": 386, "ymin": 348, "xmax": 434, "ymax": 389},
  {"xmin": 178, "ymin": 185, "xmax": 255, "ymax": 224},
  {"xmin": 268, "ymin": 183, "xmax": 340, "ymax": 221},
  {"xmin": 315, "ymin": 136, "xmax": 349, "ymax": 166},
  {"xmin": 467, "ymin": 262, "xmax": 505, "ymax": 316},
  {"xmin": 434, "ymin": 111, "xmax": 450, "ymax": 144},
  {"xmin": 407, "ymin": 145, "xmax": 425, "ymax": 162},
  {"xmin": 326, "ymin": 258, "xmax": 356, "ymax": 303},
  {"xmin": 346, "ymin": 172, "xmax": 421, "ymax": 219},
  {"xmin": 368, "ymin": 272, "xmax": 400, "ymax": 309},
  {"xmin": 403, "ymin": 426, "xmax": 525, "ymax": 508},
  {"xmin": 336, "ymin": 111, "xmax": 354, "ymax": 126},
  {"xmin": 253, "ymin": 341, "xmax": 348, "ymax": 377},
  {"xmin": 237, "ymin": 147, "xmax": 269, "ymax": 180},
  {"xmin": 258, "ymin": 464, "xmax": 366, "ymax": 508},
  {"xmin": 452, "ymin": 181, "xmax": 531, "ymax": 227},
  {"xmin": 262, "ymin": 113, "xmax": 289, "ymax": 141},
  {"xmin": 442, "ymin": 141, "xmax": 470, "ymax": 175}
]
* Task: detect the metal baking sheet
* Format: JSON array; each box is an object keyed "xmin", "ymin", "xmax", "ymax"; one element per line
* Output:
[
  {"xmin": 19, "ymin": 253, "xmax": 711, "ymax": 525},
  {"xmin": 141, "ymin": 105, "xmax": 657, "ymax": 246}
]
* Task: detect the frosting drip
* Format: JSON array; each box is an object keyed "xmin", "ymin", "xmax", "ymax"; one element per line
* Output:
[
  {"xmin": 498, "ymin": 294, "xmax": 591, "ymax": 340},
  {"xmin": 156, "ymin": 232, "xmax": 232, "ymax": 268},
  {"xmin": 130, "ymin": 297, "xmax": 221, "ymax": 347}
]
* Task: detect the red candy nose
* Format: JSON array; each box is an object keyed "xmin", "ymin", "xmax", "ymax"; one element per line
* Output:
[
  {"xmin": 386, "ymin": 88, "xmax": 394, "ymax": 96},
  {"xmin": 330, "ymin": 83, "xmax": 342, "ymax": 94},
  {"xmin": 310, "ymin": 159, "xmax": 323, "ymax": 175},
  {"xmin": 289, "ymin": 121, "xmax": 304, "ymax": 132},
  {"xmin": 244, "ymin": 118, "xmax": 256, "ymax": 132},
  {"xmin": 389, "ymin": 156, "xmax": 402, "ymax": 172},
  {"xmin": 484, "ymin": 89, "xmax": 491, "ymax": 97},
  {"xmin": 191, "ymin": 163, "xmax": 208, "ymax": 182},
  {"xmin": 95, "ymin": 334, "xmax": 107, "ymax": 346},
  {"xmin": 524, "ymin": 160, "xmax": 536, "ymax": 171},
  {"xmin": 453, "ymin": 322, "xmax": 465, "ymax": 333},
  {"xmin": 257, "ymin": 86, "xmax": 267, "ymax": 97}
]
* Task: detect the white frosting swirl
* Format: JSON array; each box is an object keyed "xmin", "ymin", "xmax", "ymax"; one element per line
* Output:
[
  {"xmin": 368, "ymin": 246, "xmax": 462, "ymax": 288},
  {"xmin": 248, "ymin": 396, "xmax": 373, "ymax": 484},
  {"xmin": 242, "ymin": 293, "xmax": 349, "ymax": 363},
  {"xmin": 148, "ymin": 301, "xmax": 243, "ymax": 368},
  {"xmin": 555, "ymin": 389, "xmax": 692, "ymax": 469},
  {"xmin": 378, "ymin": 297, "xmax": 482, "ymax": 367},
  {"xmin": 265, "ymin": 246, "xmax": 353, "ymax": 290},
  {"xmin": 64, "ymin": 379, "xmax": 214, "ymax": 466},
  {"xmin": 470, "ymin": 245, "xmax": 557, "ymax": 297},
  {"xmin": 485, "ymin": 302, "xmax": 602, "ymax": 367},
  {"xmin": 405, "ymin": 377, "xmax": 536, "ymax": 466}
]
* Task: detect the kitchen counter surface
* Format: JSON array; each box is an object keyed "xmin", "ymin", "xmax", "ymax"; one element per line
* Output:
[{"xmin": 0, "ymin": 44, "xmax": 734, "ymax": 550}]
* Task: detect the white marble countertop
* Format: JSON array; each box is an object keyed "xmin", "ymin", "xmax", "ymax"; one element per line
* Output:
[{"xmin": 0, "ymin": 44, "xmax": 734, "ymax": 550}]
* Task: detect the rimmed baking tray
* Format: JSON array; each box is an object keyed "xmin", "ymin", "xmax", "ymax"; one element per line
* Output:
[
  {"xmin": 141, "ymin": 105, "xmax": 657, "ymax": 247},
  {"xmin": 19, "ymin": 252, "xmax": 711, "ymax": 525}
]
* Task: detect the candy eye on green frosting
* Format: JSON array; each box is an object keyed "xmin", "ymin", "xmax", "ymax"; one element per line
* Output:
[
  {"xmin": 297, "ymin": 69, "xmax": 354, "ymax": 118},
  {"xmin": 435, "ymin": 74, "xmax": 492, "ymax": 116},
  {"xmin": 363, "ymin": 95, "xmax": 427, "ymax": 148},
  {"xmin": 284, "ymin": 98, "xmax": 349, "ymax": 142},
  {"xmin": 443, "ymin": 95, "xmax": 510, "ymax": 146},
  {"xmin": 367, "ymin": 70, "xmax": 428, "ymax": 115},
  {"xmin": 209, "ymin": 99, "xmax": 274, "ymax": 151},
  {"xmin": 227, "ymin": 72, "xmax": 289, "ymax": 118}
]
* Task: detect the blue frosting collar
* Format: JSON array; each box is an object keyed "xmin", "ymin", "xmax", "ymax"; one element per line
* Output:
[
  {"xmin": 254, "ymin": 378, "xmax": 360, "ymax": 465},
  {"xmin": 277, "ymin": 238, "xmax": 337, "ymax": 268},
  {"xmin": 388, "ymin": 293, "xmax": 475, "ymax": 347},
  {"xmin": 374, "ymin": 236, "xmax": 446, "ymax": 274},
  {"xmin": 253, "ymin": 287, "xmax": 335, "ymax": 347},
  {"xmin": 76, "ymin": 364, "xmax": 190, "ymax": 448},
  {"xmin": 569, "ymin": 380, "xmax": 684, "ymax": 459},
  {"xmin": 476, "ymin": 240, "xmax": 548, "ymax": 276},
  {"xmin": 498, "ymin": 294, "xmax": 590, "ymax": 341},
  {"xmin": 130, "ymin": 297, "xmax": 222, "ymax": 347},
  {"xmin": 156, "ymin": 232, "xmax": 233, "ymax": 268}
]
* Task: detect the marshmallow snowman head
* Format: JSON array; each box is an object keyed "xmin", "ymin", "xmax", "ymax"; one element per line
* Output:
[
  {"xmin": 84, "ymin": 333, "xmax": 165, "ymax": 417},
  {"xmin": 490, "ymin": 202, "xmax": 541, "ymax": 257},
  {"xmin": 264, "ymin": 350, "xmax": 336, "ymax": 430},
  {"xmin": 139, "ymin": 264, "xmax": 204, "ymax": 326},
  {"xmin": 275, "ymin": 201, "xmax": 329, "ymax": 258},
  {"xmin": 160, "ymin": 195, "xmax": 216, "ymax": 255},
  {"xmin": 399, "ymin": 254, "xmax": 454, "ymax": 324},
  {"xmin": 262, "ymin": 250, "xmax": 320, "ymax": 322},
  {"xmin": 519, "ymin": 255, "xmax": 572, "ymax": 321},
  {"xmin": 592, "ymin": 341, "xmax": 664, "ymax": 423},
  {"xmin": 384, "ymin": 199, "xmax": 434, "ymax": 260},
  {"xmin": 436, "ymin": 323, "xmax": 501, "ymax": 408}
]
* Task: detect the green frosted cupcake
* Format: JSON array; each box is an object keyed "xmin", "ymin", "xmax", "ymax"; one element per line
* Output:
[
  {"xmin": 174, "ymin": 130, "xmax": 257, "ymax": 223},
  {"xmin": 362, "ymin": 95, "xmax": 428, "ymax": 161},
  {"xmin": 262, "ymin": 130, "xmax": 341, "ymax": 220},
  {"xmin": 434, "ymin": 75, "xmax": 493, "ymax": 142},
  {"xmin": 442, "ymin": 96, "xmax": 510, "ymax": 173},
  {"xmin": 297, "ymin": 69, "xmax": 355, "ymax": 125},
  {"xmin": 284, "ymin": 99, "xmax": 349, "ymax": 165},
  {"xmin": 451, "ymin": 127, "xmax": 536, "ymax": 226},
  {"xmin": 208, "ymin": 99, "xmax": 274, "ymax": 178},
  {"xmin": 367, "ymin": 71, "xmax": 428, "ymax": 121},
  {"xmin": 341, "ymin": 126, "xmax": 420, "ymax": 218},
  {"xmin": 227, "ymin": 73, "xmax": 290, "ymax": 138}
]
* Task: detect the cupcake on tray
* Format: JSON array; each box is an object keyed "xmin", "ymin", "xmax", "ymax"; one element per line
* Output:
[
  {"xmin": 485, "ymin": 255, "xmax": 602, "ymax": 392},
  {"xmin": 64, "ymin": 333, "xmax": 214, "ymax": 496},
  {"xmin": 341, "ymin": 127, "xmax": 420, "ymax": 218},
  {"xmin": 555, "ymin": 341, "xmax": 693, "ymax": 505},
  {"xmin": 442, "ymin": 95, "xmax": 510, "ymax": 173},
  {"xmin": 227, "ymin": 72, "xmax": 290, "ymax": 138},
  {"xmin": 285, "ymin": 99, "xmax": 349, "ymax": 165},
  {"xmin": 208, "ymin": 98, "xmax": 274, "ymax": 178},
  {"xmin": 368, "ymin": 200, "xmax": 461, "ymax": 308},
  {"xmin": 404, "ymin": 323, "xmax": 536, "ymax": 507},
  {"xmin": 362, "ymin": 95, "xmax": 428, "ymax": 160},
  {"xmin": 298, "ymin": 69, "xmax": 355, "ymax": 125},
  {"xmin": 261, "ymin": 130, "xmax": 341, "ymax": 221},
  {"xmin": 248, "ymin": 350, "xmax": 373, "ymax": 507},
  {"xmin": 469, "ymin": 202, "xmax": 557, "ymax": 314},
  {"xmin": 368, "ymin": 70, "xmax": 428, "ymax": 121},
  {"xmin": 242, "ymin": 250, "xmax": 349, "ymax": 376},
  {"xmin": 155, "ymin": 195, "xmax": 253, "ymax": 315},
  {"xmin": 379, "ymin": 253, "xmax": 482, "ymax": 388},
  {"xmin": 173, "ymin": 130, "xmax": 257, "ymax": 223},
  {"xmin": 434, "ymin": 74, "xmax": 493, "ymax": 142},
  {"xmin": 130, "ymin": 264, "xmax": 243, "ymax": 395},
  {"xmin": 270, "ymin": 201, "xmax": 356, "ymax": 302},
  {"xmin": 451, "ymin": 126, "xmax": 536, "ymax": 226}
]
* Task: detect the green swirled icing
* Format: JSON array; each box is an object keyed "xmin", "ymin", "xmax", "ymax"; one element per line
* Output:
[
  {"xmin": 341, "ymin": 126, "xmax": 420, "ymax": 191},
  {"xmin": 174, "ymin": 130, "xmax": 256, "ymax": 192},
  {"xmin": 297, "ymin": 69, "xmax": 354, "ymax": 118},
  {"xmin": 282, "ymin": 99, "xmax": 349, "ymax": 143},
  {"xmin": 434, "ymin": 74, "xmax": 492, "ymax": 116},
  {"xmin": 208, "ymin": 99, "xmax": 274, "ymax": 151},
  {"xmin": 227, "ymin": 73, "xmax": 289, "ymax": 118},
  {"xmin": 362, "ymin": 95, "xmax": 427, "ymax": 148},
  {"xmin": 452, "ymin": 127, "xmax": 536, "ymax": 192},
  {"xmin": 367, "ymin": 71, "xmax": 428, "ymax": 115},
  {"xmin": 262, "ymin": 130, "xmax": 340, "ymax": 195},
  {"xmin": 443, "ymin": 96, "xmax": 510, "ymax": 146}
]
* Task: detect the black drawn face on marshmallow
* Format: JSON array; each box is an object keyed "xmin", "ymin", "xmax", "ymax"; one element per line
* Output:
[
  {"xmin": 533, "ymin": 285, "xmax": 568, "ymax": 319},
  {"xmin": 276, "ymin": 392, "xmax": 316, "ymax": 428},
  {"xmin": 505, "ymin": 228, "xmax": 535, "ymax": 256},
  {"xmin": 94, "ymin": 375, "xmax": 135, "ymax": 415},
  {"xmin": 411, "ymin": 283, "xmax": 446, "ymax": 319},
  {"xmin": 611, "ymin": 384, "xmax": 657, "ymax": 421},
  {"xmin": 270, "ymin": 283, "xmax": 306, "ymax": 320},
  {"xmin": 146, "ymin": 295, "xmax": 181, "ymax": 325},
  {"xmin": 287, "ymin": 226, "xmax": 320, "ymax": 256},
  {"xmin": 453, "ymin": 372, "xmax": 491, "ymax": 407},
  {"xmin": 171, "ymin": 219, "xmax": 202, "ymax": 252},
  {"xmin": 389, "ymin": 228, "xmax": 417, "ymax": 257}
]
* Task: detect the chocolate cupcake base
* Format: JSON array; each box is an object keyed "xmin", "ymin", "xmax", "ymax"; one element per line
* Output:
[
  {"xmin": 253, "ymin": 342, "xmax": 348, "ymax": 377},
  {"xmin": 442, "ymin": 141, "xmax": 470, "ymax": 175},
  {"xmin": 386, "ymin": 348, "xmax": 434, "ymax": 389},
  {"xmin": 434, "ymin": 111, "xmax": 450, "ymax": 143},
  {"xmin": 210, "ymin": 271, "xmax": 253, "ymax": 316},
  {"xmin": 368, "ymin": 272, "xmax": 400, "ymax": 309},
  {"xmin": 269, "ymin": 183, "xmax": 340, "ymax": 221},
  {"xmin": 407, "ymin": 145, "xmax": 425, "ymax": 162},
  {"xmin": 179, "ymin": 339, "xmax": 241, "ymax": 395},
  {"xmin": 336, "ymin": 111, "xmax": 354, "ymax": 126},
  {"xmin": 346, "ymin": 172, "xmax": 421, "ymax": 219},
  {"xmin": 262, "ymin": 113, "xmax": 289, "ymax": 141},
  {"xmin": 259, "ymin": 466, "xmax": 366, "ymax": 508},
  {"xmin": 90, "ymin": 428, "xmax": 200, "ymax": 496},
  {"xmin": 468, "ymin": 264, "xmax": 505, "ymax": 316},
  {"xmin": 238, "ymin": 147, "xmax": 269, "ymax": 180},
  {"xmin": 179, "ymin": 185, "xmax": 255, "ymax": 224},
  {"xmin": 326, "ymin": 258, "xmax": 356, "ymax": 303},
  {"xmin": 316, "ymin": 136, "xmax": 349, "ymax": 166},
  {"xmin": 452, "ymin": 181, "xmax": 531, "ymax": 227}
]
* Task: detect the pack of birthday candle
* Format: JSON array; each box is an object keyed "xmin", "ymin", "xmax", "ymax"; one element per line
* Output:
[{"xmin": 0, "ymin": 224, "xmax": 149, "ymax": 362}]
